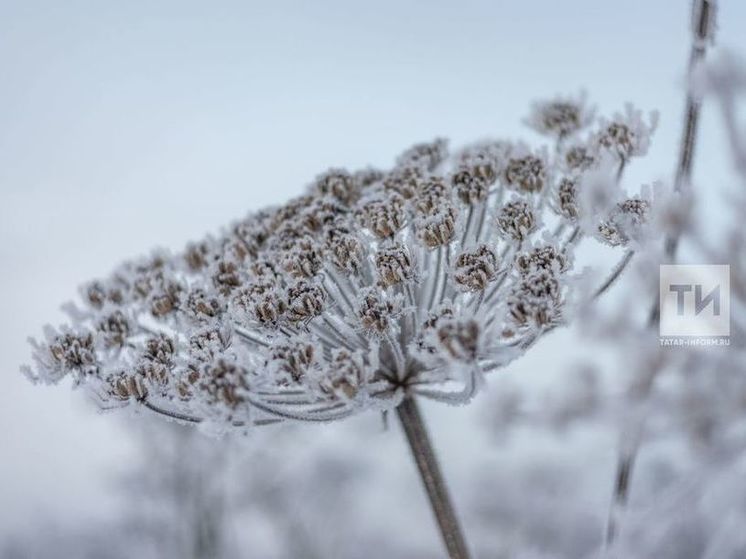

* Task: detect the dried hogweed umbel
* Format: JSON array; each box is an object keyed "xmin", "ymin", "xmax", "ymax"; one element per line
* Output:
[{"xmin": 25, "ymin": 95, "xmax": 655, "ymax": 428}]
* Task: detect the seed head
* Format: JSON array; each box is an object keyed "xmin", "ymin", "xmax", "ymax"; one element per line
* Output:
[
  {"xmin": 312, "ymin": 168, "xmax": 357, "ymax": 206},
  {"xmin": 563, "ymin": 144, "xmax": 597, "ymax": 173},
  {"xmin": 436, "ymin": 318, "xmax": 481, "ymax": 363},
  {"xmin": 109, "ymin": 371, "xmax": 148, "ymax": 402},
  {"xmin": 395, "ymin": 138, "xmax": 448, "ymax": 171},
  {"xmin": 265, "ymin": 338, "xmax": 317, "ymax": 385},
  {"xmin": 598, "ymin": 197, "xmax": 650, "ymax": 246},
  {"xmin": 199, "ymin": 360, "xmax": 248, "ymax": 409},
  {"xmin": 414, "ymin": 176, "xmax": 451, "ymax": 216},
  {"xmin": 593, "ymin": 104, "xmax": 658, "ymax": 161},
  {"xmin": 525, "ymin": 93, "xmax": 594, "ymax": 139},
  {"xmin": 320, "ymin": 349, "xmax": 368, "ymax": 400},
  {"xmin": 324, "ymin": 226, "xmax": 363, "ymax": 274},
  {"xmin": 358, "ymin": 288, "xmax": 398, "ymax": 334},
  {"xmin": 496, "ymin": 199, "xmax": 537, "ymax": 241},
  {"xmin": 556, "ymin": 177, "xmax": 580, "ymax": 220},
  {"xmin": 453, "ymin": 245, "xmax": 498, "ymax": 292},
  {"xmin": 507, "ymin": 270, "xmax": 562, "ymax": 328},
  {"xmin": 96, "ymin": 310, "xmax": 131, "ymax": 348},
  {"xmin": 376, "ymin": 242, "xmax": 416, "ymax": 288},
  {"xmin": 356, "ymin": 193, "xmax": 407, "ymax": 238},
  {"xmin": 504, "ymin": 152, "xmax": 547, "ymax": 193},
  {"xmin": 515, "ymin": 245, "xmax": 568, "ymax": 276},
  {"xmin": 416, "ymin": 206, "xmax": 458, "ymax": 248},
  {"xmin": 285, "ymin": 280, "xmax": 327, "ymax": 324},
  {"xmin": 452, "ymin": 167, "xmax": 489, "ymax": 205}
]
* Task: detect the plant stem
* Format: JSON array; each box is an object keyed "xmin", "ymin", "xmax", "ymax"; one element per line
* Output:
[
  {"xmin": 650, "ymin": 0, "xmax": 714, "ymax": 323},
  {"xmin": 604, "ymin": 1, "xmax": 716, "ymax": 550},
  {"xmin": 396, "ymin": 396, "xmax": 471, "ymax": 559}
]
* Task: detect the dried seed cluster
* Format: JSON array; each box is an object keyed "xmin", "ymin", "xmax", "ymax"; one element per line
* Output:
[{"xmin": 24, "ymin": 95, "xmax": 656, "ymax": 428}]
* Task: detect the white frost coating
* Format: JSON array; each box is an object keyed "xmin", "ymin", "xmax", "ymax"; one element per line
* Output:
[{"xmin": 23, "ymin": 96, "xmax": 657, "ymax": 429}]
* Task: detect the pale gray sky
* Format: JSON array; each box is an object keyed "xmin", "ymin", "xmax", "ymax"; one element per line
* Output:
[{"xmin": 1, "ymin": 0, "xmax": 745, "ymax": 541}]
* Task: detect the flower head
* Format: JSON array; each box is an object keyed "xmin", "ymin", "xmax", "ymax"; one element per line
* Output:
[
  {"xmin": 24, "ymin": 96, "xmax": 655, "ymax": 427},
  {"xmin": 525, "ymin": 92, "xmax": 595, "ymax": 139},
  {"xmin": 593, "ymin": 104, "xmax": 659, "ymax": 161}
]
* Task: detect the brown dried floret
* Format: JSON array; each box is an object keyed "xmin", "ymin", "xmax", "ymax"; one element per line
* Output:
[
  {"xmin": 353, "ymin": 167, "xmax": 384, "ymax": 190},
  {"xmin": 596, "ymin": 122, "xmax": 636, "ymax": 160},
  {"xmin": 395, "ymin": 138, "xmax": 448, "ymax": 171},
  {"xmin": 183, "ymin": 241, "xmax": 212, "ymax": 272},
  {"xmin": 271, "ymin": 196, "xmax": 315, "ymax": 231},
  {"xmin": 437, "ymin": 319, "xmax": 481, "ymax": 362},
  {"xmin": 189, "ymin": 327, "xmax": 232, "ymax": 363},
  {"xmin": 313, "ymin": 169, "xmax": 358, "ymax": 206},
  {"xmin": 556, "ymin": 177, "xmax": 579, "ymax": 220},
  {"xmin": 383, "ymin": 166, "xmax": 424, "ymax": 199},
  {"xmin": 496, "ymin": 200, "xmax": 537, "ymax": 241},
  {"xmin": 598, "ymin": 198, "xmax": 650, "ymax": 246},
  {"xmin": 320, "ymin": 350, "xmax": 366, "ymax": 399},
  {"xmin": 266, "ymin": 340, "xmax": 317, "ymax": 384},
  {"xmin": 96, "ymin": 310, "xmax": 131, "ymax": 348},
  {"xmin": 416, "ymin": 206, "xmax": 457, "ymax": 248},
  {"xmin": 84, "ymin": 281, "xmax": 124, "ymax": 309},
  {"xmin": 137, "ymin": 334, "xmax": 176, "ymax": 387},
  {"xmin": 150, "ymin": 280, "xmax": 183, "ymax": 318},
  {"xmin": 358, "ymin": 289, "xmax": 397, "ymax": 334},
  {"xmin": 212, "ymin": 260, "xmax": 242, "ymax": 295},
  {"xmin": 515, "ymin": 245, "xmax": 568, "ymax": 276},
  {"xmin": 49, "ymin": 332, "xmax": 98, "ymax": 375},
  {"xmin": 281, "ymin": 237, "xmax": 324, "ymax": 279},
  {"xmin": 356, "ymin": 193, "xmax": 407, "ymax": 238},
  {"xmin": 564, "ymin": 145, "xmax": 596, "ymax": 172},
  {"xmin": 414, "ymin": 176, "xmax": 451, "ymax": 216},
  {"xmin": 285, "ymin": 281, "xmax": 326, "ymax": 324},
  {"xmin": 186, "ymin": 289, "xmax": 222, "ymax": 320},
  {"xmin": 109, "ymin": 371, "xmax": 148, "ymax": 402},
  {"xmin": 507, "ymin": 270, "xmax": 562, "ymax": 327},
  {"xmin": 199, "ymin": 360, "xmax": 248, "ymax": 409},
  {"xmin": 452, "ymin": 168, "xmax": 489, "ymax": 205},
  {"xmin": 324, "ymin": 226, "xmax": 363, "ymax": 274},
  {"xmin": 534, "ymin": 101, "xmax": 585, "ymax": 138},
  {"xmin": 376, "ymin": 243, "xmax": 415, "ymax": 288},
  {"xmin": 453, "ymin": 245, "xmax": 498, "ymax": 292},
  {"xmin": 302, "ymin": 197, "xmax": 349, "ymax": 232},
  {"xmin": 504, "ymin": 155, "xmax": 546, "ymax": 193}
]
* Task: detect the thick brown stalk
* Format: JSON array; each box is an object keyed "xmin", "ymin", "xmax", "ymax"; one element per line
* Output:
[{"xmin": 397, "ymin": 396, "xmax": 471, "ymax": 559}]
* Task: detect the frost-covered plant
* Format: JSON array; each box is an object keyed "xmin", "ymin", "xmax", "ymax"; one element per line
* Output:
[{"xmin": 23, "ymin": 94, "xmax": 656, "ymax": 557}]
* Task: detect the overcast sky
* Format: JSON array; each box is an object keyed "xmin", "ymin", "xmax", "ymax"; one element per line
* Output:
[{"xmin": 1, "ymin": 0, "xmax": 745, "ymax": 542}]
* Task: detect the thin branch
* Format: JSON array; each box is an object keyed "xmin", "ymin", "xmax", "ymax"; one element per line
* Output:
[{"xmin": 594, "ymin": 250, "xmax": 635, "ymax": 299}]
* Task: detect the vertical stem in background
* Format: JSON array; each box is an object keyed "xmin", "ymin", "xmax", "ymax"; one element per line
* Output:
[
  {"xmin": 650, "ymin": 0, "xmax": 715, "ymax": 323},
  {"xmin": 604, "ymin": 0, "xmax": 716, "ymax": 550},
  {"xmin": 396, "ymin": 396, "xmax": 471, "ymax": 559}
]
